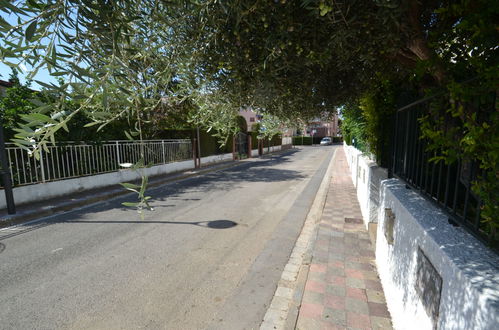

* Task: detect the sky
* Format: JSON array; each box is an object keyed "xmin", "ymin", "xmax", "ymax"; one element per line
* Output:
[
  {"xmin": 0, "ymin": 10, "xmax": 59, "ymax": 90},
  {"xmin": 0, "ymin": 62, "xmax": 56, "ymax": 90}
]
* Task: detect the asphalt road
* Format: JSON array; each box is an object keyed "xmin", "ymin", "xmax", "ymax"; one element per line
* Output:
[{"xmin": 0, "ymin": 146, "xmax": 336, "ymax": 330}]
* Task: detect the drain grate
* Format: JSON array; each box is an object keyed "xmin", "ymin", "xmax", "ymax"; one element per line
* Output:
[{"xmin": 344, "ymin": 217, "xmax": 363, "ymax": 224}]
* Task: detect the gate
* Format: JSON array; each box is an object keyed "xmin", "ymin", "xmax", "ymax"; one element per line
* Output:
[{"xmin": 235, "ymin": 132, "xmax": 248, "ymax": 158}]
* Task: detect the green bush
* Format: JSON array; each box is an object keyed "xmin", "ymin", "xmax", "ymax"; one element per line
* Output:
[
  {"xmin": 198, "ymin": 131, "xmax": 233, "ymax": 156},
  {"xmin": 359, "ymin": 77, "xmax": 398, "ymax": 167},
  {"xmin": 250, "ymin": 131, "xmax": 259, "ymax": 150},
  {"xmin": 292, "ymin": 136, "xmax": 312, "ymax": 145}
]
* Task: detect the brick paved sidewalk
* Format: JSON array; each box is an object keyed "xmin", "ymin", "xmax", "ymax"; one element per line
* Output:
[{"xmin": 295, "ymin": 148, "xmax": 392, "ymax": 330}]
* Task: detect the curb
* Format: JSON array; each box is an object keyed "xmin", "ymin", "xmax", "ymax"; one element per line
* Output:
[{"xmin": 260, "ymin": 147, "xmax": 338, "ymax": 330}]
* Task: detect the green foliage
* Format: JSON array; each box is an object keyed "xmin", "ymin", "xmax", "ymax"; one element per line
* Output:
[
  {"xmin": 195, "ymin": 0, "xmax": 410, "ymax": 119},
  {"xmin": 235, "ymin": 115, "xmax": 247, "ymax": 133},
  {"xmin": 340, "ymin": 103, "xmax": 368, "ymax": 153},
  {"xmin": 1, "ymin": 0, "xmax": 496, "ymax": 227},
  {"xmin": 359, "ymin": 77, "xmax": 398, "ymax": 167},
  {"xmin": 250, "ymin": 131, "xmax": 259, "ymax": 150},
  {"xmin": 262, "ymin": 134, "xmax": 282, "ymax": 148},
  {"xmin": 119, "ymin": 159, "xmax": 153, "ymax": 219},
  {"xmin": 0, "ymin": 71, "xmax": 42, "ymax": 139},
  {"xmin": 199, "ymin": 130, "xmax": 233, "ymax": 157},
  {"xmin": 257, "ymin": 112, "xmax": 285, "ymax": 141},
  {"xmin": 188, "ymin": 92, "xmax": 241, "ymax": 147},
  {"xmin": 414, "ymin": 0, "xmax": 499, "ymax": 242},
  {"xmin": 292, "ymin": 136, "xmax": 312, "ymax": 146},
  {"xmin": 420, "ymin": 77, "xmax": 499, "ymax": 241}
]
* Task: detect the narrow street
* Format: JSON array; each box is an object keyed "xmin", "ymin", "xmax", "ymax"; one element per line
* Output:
[{"xmin": 0, "ymin": 146, "xmax": 336, "ymax": 330}]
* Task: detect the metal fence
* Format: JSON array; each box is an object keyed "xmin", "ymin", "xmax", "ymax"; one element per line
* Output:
[
  {"xmin": 1, "ymin": 139, "xmax": 192, "ymax": 187},
  {"xmin": 391, "ymin": 96, "xmax": 491, "ymax": 244}
]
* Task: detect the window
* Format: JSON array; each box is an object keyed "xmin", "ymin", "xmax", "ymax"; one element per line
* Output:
[{"xmin": 250, "ymin": 117, "xmax": 255, "ymax": 122}]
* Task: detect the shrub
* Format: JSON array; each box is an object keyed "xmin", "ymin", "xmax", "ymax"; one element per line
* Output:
[{"xmin": 292, "ymin": 136, "xmax": 312, "ymax": 145}]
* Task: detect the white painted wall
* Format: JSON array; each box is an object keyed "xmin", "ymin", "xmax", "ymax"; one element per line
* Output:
[
  {"xmin": 200, "ymin": 153, "xmax": 233, "ymax": 166},
  {"xmin": 343, "ymin": 142, "xmax": 377, "ymax": 228},
  {"xmin": 1, "ymin": 146, "xmax": 289, "ymax": 210},
  {"xmin": 377, "ymin": 179, "xmax": 499, "ymax": 330},
  {"xmin": 343, "ymin": 143, "xmax": 499, "ymax": 330},
  {"xmin": 0, "ymin": 160, "xmax": 194, "ymax": 209}
]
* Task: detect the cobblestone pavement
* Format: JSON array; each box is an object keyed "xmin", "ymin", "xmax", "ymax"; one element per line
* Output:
[{"xmin": 295, "ymin": 148, "xmax": 392, "ymax": 330}]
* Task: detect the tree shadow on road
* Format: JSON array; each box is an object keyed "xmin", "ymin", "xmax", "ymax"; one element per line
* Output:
[
  {"xmin": 0, "ymin": 149, "xmax": 310, "ymax": 240},
  {"xmin": 0, "ymin": 219, "xmax": 238, "ymax": 241}
]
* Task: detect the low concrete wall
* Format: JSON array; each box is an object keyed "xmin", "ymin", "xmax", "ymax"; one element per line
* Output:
[
  {"xmin": 377, "ymin": 179, "xmax": 499, "ymax": 330},
  {"xmin": 1, "ymin": 147, "xmax": 287, "ymax": 209},
  {"xmin": 200, "ymin": 153, "xmax": 233, "ymax": 166},
  {"xmin": 343, "ymin": 143, "xmax": 499, "ymax": 330},
  {"xmin": 343, "ymin": 142, "xmax": 386, "ymax": 228},
  {"xmin": 0, "ymin": 160, "xmax": 194, "ymax": 209}
]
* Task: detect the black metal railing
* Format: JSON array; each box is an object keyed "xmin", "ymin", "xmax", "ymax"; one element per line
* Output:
[{"xmin": 391, "ymin": 95, "xmax": 494, "ymax": 246}]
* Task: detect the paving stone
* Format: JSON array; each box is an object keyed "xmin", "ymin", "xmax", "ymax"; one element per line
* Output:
[
  {"xmin": 323, "ymin": 294, "xmax": 345, "ymax": 310},
  {"xmin": 326, "ymin": 285, "xmax": 346, "ymax": 297},
  {"xmin": 300, "ymin": 302, "xmax": 324, "ymax": 318},
  {"xmin": 346, "ymin": 287, "xmax": 367, "ymax": 301},
  {"xmin": 295, "ymin": 148, "xmax": 391, "ymax": 330},
  {"xmin": 308, "ymin": 270, "xmax": 327, "ymax": 282},
  {"xmin": 346, "ymin": 311, "xmax": 372, "ymax": 329},
  {"xmin": 310, "ymin": 263, "xmax": 328, "ymax": 273},
  {"xmin": 328, "ymin": 275, "xmax": 346, "ymax": 286},
  {"xmin": 328, "ymin": 253, "xmax": 345, "ymax": 262},
  {"xmin": 361, "ymin": 271, "xmax": 380, "ymax": 281},
  {"xmin": 328, "ymin": 260, "xmax": 345, "ymax": 269},
  {"xmin": 322, "ymin": 307, "xmax": 347, "ymax": 327},
  {"xmin": 345, "ymin": 298, "xmax": 369, "ymax": 314},
  {"xmin": 371, "ymin": 316, "xmax": 393, "ymax": 330},
  {"xmin": 302, "ymin": 291, "xmax": 325, "ymax": 305},
  {"xmin": 368, "ymin": 302, "xmax": 391, "ymax": 318},
  {"xmin": 345, "ymin": 268, "xmax": 364, "ymax": 279},
  {"xmin": 330, "ymin": 230, "xmax": 344, "ymax": 238},
  {"xmin": 295, "ymin": 316, "xmax": 323, "ymax": 330},
  {"xmin": 364, "ymin": 279, "xmax": 383, "ymax": 291},
  {"xmin": 366, "ymin": 289, "xmax": 386, "ymax": 303},
  {"xmin": 346, "ymin": 277, "xmax": 366, "ymax": 289},
  {"xmin": 305, "ymin": 280, "xmax": 327, "ymax": 294}
]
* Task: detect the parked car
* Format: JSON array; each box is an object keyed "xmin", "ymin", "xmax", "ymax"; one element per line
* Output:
[{"xmin": 320, "ymin": 137, "xmax": 332, "ymax": 146}]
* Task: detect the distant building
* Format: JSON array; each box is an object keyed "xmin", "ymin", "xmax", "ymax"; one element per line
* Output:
[
  {"xmin": 306, "ymin": 112, "xmax": 339, "ymax": 137},
  {"xmin": 238, "ymin": 108, "xmax": 262, "ymax": 132},
  {"xmin": 291, "ymin": 112, "xmax": 339, "ymax": 138}
]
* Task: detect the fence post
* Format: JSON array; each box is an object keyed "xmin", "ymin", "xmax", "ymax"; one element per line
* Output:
[
  {"xmin": 232, "ymin": 136, "xmax": 236, "ymax": 160},
  {"xmin": 0, "ymin": 122, "xmax": 15, "ymax": 214},
  {"xmin": 115, "ymin": 141, "xmax": 120, "ymax": 168},
  {"xmin": 192, "ymin": 138, "xmax": 199, "ymax": 168},
  {"xmin": 247, "ymin": 134, "xmax": 252, "ymax": 158},
  {"xmin": 162, "ymin": 140, "xmax": 166, "ymax": 164},
  {"xmin": 39, "ymin": 147, "xmax": 46, "ymax": 183}
]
